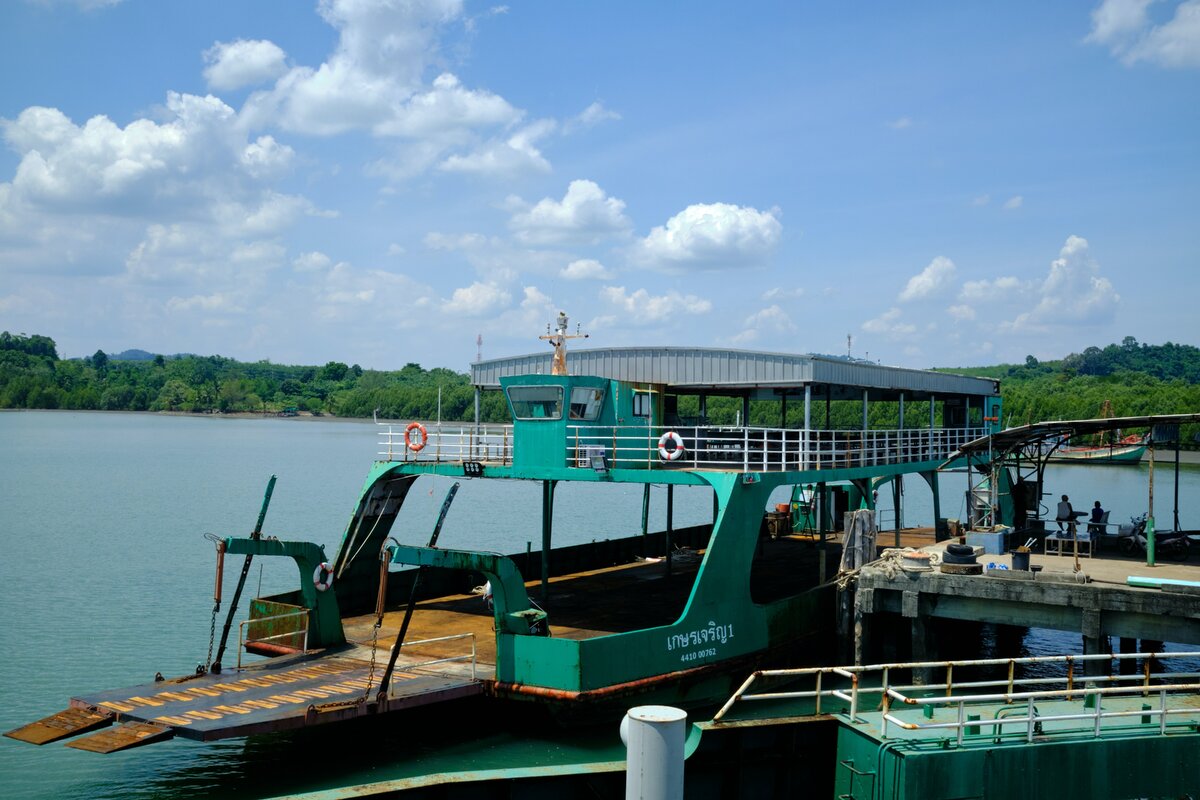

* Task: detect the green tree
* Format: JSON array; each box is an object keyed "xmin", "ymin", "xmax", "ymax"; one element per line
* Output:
[{"xmin": 320, "ymin": 361, "xmax": 349, "ymax": 382}]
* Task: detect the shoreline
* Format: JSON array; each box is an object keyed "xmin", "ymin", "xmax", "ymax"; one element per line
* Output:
[
  {"xmin": 0, "ymin": 407, "xmax": 391, "ymax": 425},
  {"xmin": 5, "ymin": 409, "xmax": 1200, "ymax": 461}
]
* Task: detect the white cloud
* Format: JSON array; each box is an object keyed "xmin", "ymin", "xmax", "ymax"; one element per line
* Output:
[
  {"xmin": 422, "ymin": 230, "xmax": 564, "ymax": 282},
  {"xmin": 444, "ymin": 281, "xmax": 512, "ymax": 316},
  {"xmin": 240, "ymin": 135, "xmax": 294, "ymax": 179},
  {"xmin": 762, "ymin": 287, "xmax": 804, "ymax": 301},
  {"xmin": 386, "ymin": 243, "xmax": 406, "ymax": 256},
  {"xmin": 634, "ymin": 202, "xmax": 781, "ymax": 271},
  {"xmin": 520, "ymin": 286, "xmax": 551, "ymax": 309},
  {"xmin": 2, "ymin": 95, "xmax": 243, "ymax": 212},
  {"xmin": 899, "ymin": 256, "xmax": 956, "ymax": 302},
  {"xmin": 438, "ymin": 118, "xmax": 554, "ymax": 175},
  {"xmin": 1009, "ymin": 235, "xmax": 1120, "ymax": 328},
  {"xmin": 862, "ymin": 307, "xmax": 917, "ymax": 336},
  {"xmin": 312, "ymin": 262, "xmax": 433, "ymax": 323},
  {"xmin": 232, "ymin": 0, "xmax": 551, "ymax": 181},
  {"xmin": 123, "ymin": 221, "xmax": 287, "ymax": 285},
  {"xmin": 293, "ymin": 251, "xmax": 332, "ymax": 272},
  {"xmin": 0, "ymin": 95, "xmax": 311, "ymax": 270},
  {"xmin": 732, "ymin": 304, "xmax": 796, "ymax": 344},
  {"xmin": 1088, "ymin": 0, "xmax": 1154, "ymax": 44},
  {"xmin": 887, "ymin": 116, "xmax": 913, "ymax": 130},
  {"xmin": 1087, "ymin": 0, "xmax": 1200, "ymax": 68},
  {"xmin": 563, "ymin": 101, "xmax": 620, "ymax": 133},
  {"xmin": 946, "ymin": 304, "xmax": 976, "ymax": 321},
  {"xmin": 166, "ymin": 291, "xmax": 244, "ymax": 313},
  {"xmin": 960, "ymin": 276, "xmax": 1021, "ymax": 301},
  {"xmin": 561, "ymin": 258, "xmax": 614, "ymax": 280},
  {"xmin": 971, "ymin": 194, "xmax": 991, "ymax": 207},
  {"xmin": 203, "ymin": 39, "xmax": 289, "ymax": 91},
  {"xmin": 1003, "ymin": 195, "xmax": 1024, "ymax": 210},
  {"xmin": 508, "ymin": 180, "xmax": 631, "ymax": 245},
  {"xmin": 601, "ymin": 286, "xmax": 712, "ymax": 322}
]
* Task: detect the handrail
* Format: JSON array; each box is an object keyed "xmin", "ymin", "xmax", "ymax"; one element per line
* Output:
[
  {"xmin": 711, "ymin": 651, "xmax": 1200, "ymax": 727},
  {"xmin": 237, "ymin": 610, "xmax": 309, "ymax": 669},
  {"xmin": 881, "ymin": 682, "xmax": 1198, "ymax": 745},
  {"xmin": 390, "ymin": 632, "xmax": 477, "ymax": 682},
  {"xmin": 377, "ymin": 421, "xmax": 988, "ymax": 472}
]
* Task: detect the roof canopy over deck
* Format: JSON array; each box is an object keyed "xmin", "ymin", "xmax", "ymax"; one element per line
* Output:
[{"xmin": 471, "ymin": 346, "xmax": 999, "ymax": 402}]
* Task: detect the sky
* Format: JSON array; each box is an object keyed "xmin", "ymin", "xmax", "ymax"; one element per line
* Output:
[{"xmin": 0, "ymin": 0, "xmax": 1197, "ymax": 371}]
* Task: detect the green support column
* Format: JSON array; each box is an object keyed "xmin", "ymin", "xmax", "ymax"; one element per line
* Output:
[
  {"xmin": 818, "ymin": 481, "xmax": 828, "ymax": 584},
  {"xmin": 641, "ymin": 483, "xmax": 651, "ymax": 557},
  {"xmin": 541, "ymin": 479, "xmax": 555, "ymax": 601},
  {"xmin": 665, "ymin": 484, "xmax": 674, "ymax": 575},
  {"xmin": 893, "ymin": 477, "xmax": 902, "ymax": 548},
  {"xmin": 921, "ymin": 470, "xmax": 944, "ymax": 541}
]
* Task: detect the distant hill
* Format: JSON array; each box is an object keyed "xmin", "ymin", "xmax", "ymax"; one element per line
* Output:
[{"xmin": 112, "ymin": 349, "xmax": 157, "ymax": 361}]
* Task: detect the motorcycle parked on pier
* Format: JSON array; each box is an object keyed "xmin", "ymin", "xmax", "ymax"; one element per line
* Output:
[{"xmin": 1116, "ymin": 513, "xmax": 1192, "ymax": 561}]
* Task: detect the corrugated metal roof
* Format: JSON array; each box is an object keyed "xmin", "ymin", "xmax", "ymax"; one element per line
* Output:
[
  {"xmin": 470, "ymin": 347, "xmax": 998, "ymax": 398},
  {"xmin": 946, "ymin": 413, "xmax": 1200, "ymax": 463}
]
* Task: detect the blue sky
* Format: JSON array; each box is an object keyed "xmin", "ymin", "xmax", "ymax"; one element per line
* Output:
[{"xmin": 1, "ymin": 0, "xmax": 1197, "ymax": 370}]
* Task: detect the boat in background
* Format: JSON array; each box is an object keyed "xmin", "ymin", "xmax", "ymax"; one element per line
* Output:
[{"xmin": 1049, "ymin": 433, "xmax": 1147, "ymax": 464}]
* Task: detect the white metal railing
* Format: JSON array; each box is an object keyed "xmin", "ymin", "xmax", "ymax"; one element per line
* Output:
[
  {"xmin": 238, "ymin": 610, "xmax": 309, "ymax": 669},
  {"xmin": 377, "ymin": 422, "xmax": 986, "ymax": 473},
  {"xmin": 378, "ymin": 423, "xmax": 514, "ymax": 465},
  {"xmin": 565, "ymin": 425, "xmax": 987, "ymax": 472},
  {"xmin": 712, "ymin": 652, "xmax": 1200, "ymax": 746},
  {"xmin": 390, "ymin": 632, "xmax": 477, "ymax": 682}
]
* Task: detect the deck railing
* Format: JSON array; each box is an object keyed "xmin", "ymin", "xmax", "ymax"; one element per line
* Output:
[
  {"xmin": 238, "ymin": 610, "xmax": 309, "ymax": 669},
  {"xmin": 391, "ymin": 632, "xmax": 478, "ymax": 682},
  {"xmin": 378, "ymin": 423, "xmax": 986, "ymax": 473},
  {"xmin": 378, "ymin": 423, "xmax": 514, "ymax": 464},
  {"xmin": 712, "ymin": 651, "xmax": 1200, "ymax": 746}
]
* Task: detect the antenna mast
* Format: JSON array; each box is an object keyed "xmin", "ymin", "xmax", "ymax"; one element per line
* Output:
[
  {"xmin": 539, "ymin": 311, "xmax": 588, "ymax": 376},
  {"xmin": 475, "ymin": 334, "xmax": 483, "ymax": 363}
]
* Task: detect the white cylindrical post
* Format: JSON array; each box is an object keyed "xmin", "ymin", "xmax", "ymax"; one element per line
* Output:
[{"xmin": 621, "ymin": 705, "xmax": 686, "ymax": 800}]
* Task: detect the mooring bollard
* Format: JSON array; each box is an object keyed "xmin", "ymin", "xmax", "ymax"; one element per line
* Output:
[{"xmin": 621, "ymin": 705, "xmax": 686, "ymax": 800}]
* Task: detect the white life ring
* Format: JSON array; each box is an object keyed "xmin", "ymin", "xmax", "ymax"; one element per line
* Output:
[
  {"xmin": 313, "ymin": 562, "xmax": 335, "ymax": 592},
  {"xmin": 658, "ymin": 431, "xmax": 685, "ymax": 461},
  {"xmin": 404, "ymin": 422, "xmax": 428, "ymax": 452}
]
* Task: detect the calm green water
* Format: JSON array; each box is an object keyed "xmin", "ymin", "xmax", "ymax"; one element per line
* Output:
[{"xmin": 1, "ymin": 411, "xmax": 1196, "ymax": 798}]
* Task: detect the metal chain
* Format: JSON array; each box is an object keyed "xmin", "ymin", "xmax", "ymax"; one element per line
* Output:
[
  {"xmin": 359, "ymin": 621, "xmax": 381, "ymax": 705},
  {"xmin": 204, "ymin": 601, "xmax": 220, "ymax": 672}
]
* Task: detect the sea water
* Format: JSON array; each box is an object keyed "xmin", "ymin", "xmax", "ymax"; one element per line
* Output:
[{"xmin": 1, "ymin": 411, "xmax": 1196, "ymax": 798}]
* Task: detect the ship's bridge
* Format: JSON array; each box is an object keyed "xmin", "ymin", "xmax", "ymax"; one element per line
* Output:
[{"xmin": 378, "ymin": 347, "xmax": 1000, "ymax": 474}]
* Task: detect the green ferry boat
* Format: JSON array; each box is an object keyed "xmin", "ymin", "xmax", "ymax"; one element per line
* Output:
[
  {"xmin": 11, "ymin": 325, "xmax": 1200, "ymax": 799},
  {"xmin": 7, "ymin": 324, "xmax": 1002, "ymax": 753}
]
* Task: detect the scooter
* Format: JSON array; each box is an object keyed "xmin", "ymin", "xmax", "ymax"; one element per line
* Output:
[{"xmin": 1116, "ymin": 513, "xmax": 1192, "ymax": 561}]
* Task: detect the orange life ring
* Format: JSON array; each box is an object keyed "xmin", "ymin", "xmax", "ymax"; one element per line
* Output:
[
  {"xmin": 313, "ymin": 562, "xmax": 335, "ymax": 592},
  {"xmin": 658, "ymin": 431, "xmax": 685, "ymax": 461},
  {"xmin": 404, "ymin": 421, "xmax": 428, "ymax": 452}
]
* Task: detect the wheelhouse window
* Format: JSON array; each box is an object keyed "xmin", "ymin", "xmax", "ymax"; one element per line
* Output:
[
  {"xmin": 506, "ymin": 385, "xmax": 564, "ymax": 420},
  {"xmin": 569, "ymin": 387, "xmax": 606, "ymax": 421},
  {"xmin": 632, "ymin": 391, "xmax": 652, "ymax": 418}
]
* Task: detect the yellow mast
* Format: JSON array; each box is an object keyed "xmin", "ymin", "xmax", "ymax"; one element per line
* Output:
[{"xmin": 539, "ymin": 311, "xmax": 588, "ymax": 376}]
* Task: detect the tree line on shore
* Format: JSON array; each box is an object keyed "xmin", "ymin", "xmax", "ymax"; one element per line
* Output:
[{"xmin": 1, "ymin": 332, "xmax": 1197, "ymax": 444}]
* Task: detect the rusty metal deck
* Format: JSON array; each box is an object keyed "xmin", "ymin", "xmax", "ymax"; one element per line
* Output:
[{"xmin": 57, "ymin": 654, "xmax": 481, "ymax": 746}]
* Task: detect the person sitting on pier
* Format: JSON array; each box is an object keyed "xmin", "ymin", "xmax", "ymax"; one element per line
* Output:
[
  {"xmin": 1056, "ymin": 495, "xmax": 1076, "ymax": 534},
  {"xmin": 1088, "ymin": 500, "xmax": 1108, "ymax": 535}
]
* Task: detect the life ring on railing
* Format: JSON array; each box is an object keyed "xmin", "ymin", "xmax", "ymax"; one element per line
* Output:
[
  {"xmin": 313, "ymin": 562, "xmax": 335, "ymax": 592},
  {"xmin": 658, "ymin": 431, "xmax": 685, "ymax": 461},
  {"xmin": 404, "ymin": 421, "xmax": 428, "ymax": 452}
]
